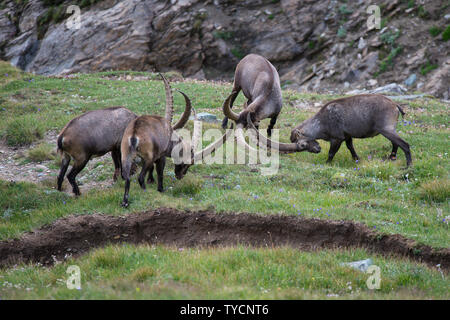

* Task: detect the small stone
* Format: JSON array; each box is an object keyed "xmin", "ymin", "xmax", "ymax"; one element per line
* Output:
[
  {"xmin": 404, "ymin": 74, "xmax": 416, "ymax": 87},
  {"xmin": 357, "ymin": 37, "xmax": 366, "ymax": 50},
  {"xmin": 190, "ymin": 112, "xmax": 219, "ymax": 123},
  {"xmin": 341, "ymin": 259, "xmax": 373, "ymax": 272}
]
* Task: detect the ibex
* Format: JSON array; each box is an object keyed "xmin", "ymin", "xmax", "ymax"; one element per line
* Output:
[
  {"xmin": 249, "ymin": 94, "xmax": 412, "ymax": 167},
  {"xmin": 222, "ymin": 54, "xmax": 283, "ymax": 139},
  {"xmin": 120, "ymin": 90, "xmax": 234, "ymax": 208},
  {"xmin": 56, "ymin": 74, "xmax": 176, "ymax": 196}
]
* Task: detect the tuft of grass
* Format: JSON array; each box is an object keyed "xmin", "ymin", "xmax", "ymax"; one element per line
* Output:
[
  {"xmin": 171, "ymin": 175, "xmax": 203, "ymax": 197},
  {"xmin": 429, "ymin": 26, "xmax": 442, "ymax": 37},
  {"xmin": 442, "ymin": 25, "xmax": 450, "ymax": 41},
  {"xmin": 27, "ymin": 143, "xmax": 56, "ymax": 162},
  {"xmin": 132, "ymin": 266, "xmax": 158, "ymax": 282},
  {"xmin": 337, "ymin": 26, "xmax": 347, "ymax": 38},
  {"xmin": 377, "ymin": 46, "xmax": 403, "ymax": 74},
  {"xmin": 231, "ymin": 47, "xmax": 245, "ymax": 60},
  {"xmin": 420, "ymin": 61, "xmax": 438, "ymax": 76},
  {"xmin": 339, "ymin": 4, "xmax": 353, "ymax": 15},
  {"xmin": 4, "ymin": 115, "xmax": 44, "ymax": 146},
  {"xmin": 418, "ymin": 179, "xmax": 450, "ymax": 203},
  {"xmin": 380, "ymin": 30, "xmax": 401, "ymax": 46},
  {"xmin": 212, "ymin": 31, "xmax": 234, "ymax": 40}
]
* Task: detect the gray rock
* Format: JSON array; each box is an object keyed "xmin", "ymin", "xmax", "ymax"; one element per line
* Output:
[
  {"xmin": 370, "ymin": 83, "xmax": 407, "ymax": 94},
  {"xmin": 341, "ymin": 259, "xmax": 373, "ymax": 272},
  {"xmin": 404, "ymin": 74, "xmax": 416, "ymax": 87},
  {"xmin": 386, "ymin": 94, "xmax": 426, "ymax": 100},
  {"xmin": 190, "ymin": 112, "xmax": 219, "ymax": 123},
  {"xmin": 357, "ymin": 37, "xmax": 366, "ymax": 50}
]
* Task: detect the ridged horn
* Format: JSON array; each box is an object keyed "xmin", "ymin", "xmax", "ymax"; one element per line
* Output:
[
  {"xmin": 247, "ymin": 113, "xmax": 300, "ymax": 153},
  {"xmin": 172, "ymin": 89, "xmax": 192, "ymax": 130},
  {"xmin": 191, "ymin": 107, "xmax": 202, "ymax": 152},
  {"xmin": 235, "ymin": 123, "xmax": 259, "ymax": 154},
  {"xmin": 159, "ymin": 73, "xmax": 174, "ymax": 123},
  {"xmin": 222, "ymin": 91, "xmax": 240, "ymax": 121}
]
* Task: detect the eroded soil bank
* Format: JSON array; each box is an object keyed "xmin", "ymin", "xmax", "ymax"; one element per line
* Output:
[{"xmin": 0, "ymin": 208, "xmax": 448, "ymax": 271}]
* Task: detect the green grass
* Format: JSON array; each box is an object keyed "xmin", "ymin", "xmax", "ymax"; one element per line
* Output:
[
  {"xmin": 3, "ymin": 115, "xmax": 44, "ymax": 146},
  {"xmin": 0, "ymin": 62, "xmax": 448, "ymax": 299},
  {"xmin": 377, "ymin": 47, "xmax": 403, "ymax": 74},
  {"xmin": 429, "ymin": 26, "xmax": 442, "ymax": 37},
  {"xmin": 420, "ymin": 61, "xmax": 438, "ymax": 76},
  {"xmin": 442, "ymin": 25, "xmax": 450, "ymax": 41},
  {"xmin": 27, "ymin": 143, "xmax": 56, "ymax": 162},
  {"xmin": 0, "ymin": 245, "xmax": 448, "ymax": 299},
  {"xmin": 337, "ymin": 26, "xmax": 347, "ymax": 38}
]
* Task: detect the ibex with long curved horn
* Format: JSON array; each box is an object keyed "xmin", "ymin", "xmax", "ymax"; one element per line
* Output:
[
  {"xmin": 222, "ymin": 54, "xmax": 283, "ymax": 152},
  {"xmin": 248, "ymin": 94, "xmax": 412, "ymax": 167},
  {"xmin": 120, "ymin": 87, "xmax": 234, "ymax": 207}
]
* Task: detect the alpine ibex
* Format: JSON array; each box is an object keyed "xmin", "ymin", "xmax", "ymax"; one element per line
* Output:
[
  {"xmin": 120, "ymin": 91, "xmax": 234, "ymax": 208},
  {"xmin": 56, "ymin": 107, "xmax": 137, "ymax": 195},
  {"xmin": 222, "ymin": 54, "xmax": 282, "ymax": 138},
  {"xmin": 56, "ymin": 74, "xmax": 179, "ymax": 195},
  {"xmin": 249, "ymin": 94, "xmax": 412, "ymax": 167}
]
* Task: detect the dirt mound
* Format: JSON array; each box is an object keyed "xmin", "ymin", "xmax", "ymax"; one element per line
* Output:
[{"xmin": 0, "ymin": 208, "xmax": 448, "ymax": 271}]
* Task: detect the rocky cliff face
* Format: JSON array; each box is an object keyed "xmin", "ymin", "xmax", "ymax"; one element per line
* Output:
[{"xmin": 1, "ymin": 0, "xmax": 449, "ymax": 98}]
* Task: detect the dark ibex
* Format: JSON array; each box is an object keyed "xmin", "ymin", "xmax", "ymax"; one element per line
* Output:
[
  {"xmin": 120, "ymin": 91, "xmax": 234, "ymax": 208},
  {"xmin": 222, "ymin": 54, "xmax": 283, "ymax": 139},
  {"xmin": 56, "ymin": 74, "xmax": 178, "ymax": 195},
  {"xmin": 249, "ymin": 94, "xmax": 412, "ymax": 167},
  {"xmin": 56, "ymin": 107, "xmax": 137, "ymax": 195}
]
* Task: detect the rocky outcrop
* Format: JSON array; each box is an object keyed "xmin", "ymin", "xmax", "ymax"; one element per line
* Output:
[{"xmin": 1, "ymin": 0, "xmax": 449, "ymax": 97}]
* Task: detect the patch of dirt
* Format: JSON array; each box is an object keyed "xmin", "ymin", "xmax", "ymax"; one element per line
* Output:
[
  {"xmin": 0, "ymin": 130, "xmax": 116, "ymax": 195},
  {"xmin": 0, "ymin": 208, "xmax": 448, "ymax": 271}
]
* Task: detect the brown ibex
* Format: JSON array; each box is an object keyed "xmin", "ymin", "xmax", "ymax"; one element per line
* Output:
[
  {"xmin": 56, "ymin": 74, "xmax": 180, "ymax": 195},
  {"xmin": 120, "ymin": 92, "xmax": 234, "ymax": 208},
  {"xmin": 249, "ymin": 94, "xmax": 412, "ymax": 167},
  {"xmin": 222, "ymin": 54, "xmax": 283, "ymax": 139}
]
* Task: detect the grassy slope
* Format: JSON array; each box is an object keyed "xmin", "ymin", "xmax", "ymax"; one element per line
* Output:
[{"xmin": 0, "ymin": 62, "xmax": 449, "ymax": 299}]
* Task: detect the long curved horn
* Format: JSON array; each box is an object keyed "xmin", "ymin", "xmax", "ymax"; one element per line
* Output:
[
  {"xmin": 160, "ymin": 73, "xmax": 174, "ymax": 123},
  {"xmin": 191, "ymin": 107, "xmax": 201, "ymax": 152},
  {"xmin": 193, "ymin": 124, "xmax": 234, "ymax": 163},
  {"xmin": 222, "ymin": 91, "xmax": 239, "ymax": 121},
  {"xmin": 172, "ymin": 90, "xmax": 192, "ymax": 130},
  {"xmin": 247, "ymin": 113, "xmax": 300, "ymax": 153},
  {"xmin": 235, "ymin": 123, "xmax": 258, "ymax": 154}
]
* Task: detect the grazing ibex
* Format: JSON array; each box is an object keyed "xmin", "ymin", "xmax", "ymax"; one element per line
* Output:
[
  {"xmin": 120, "ymin": 90, "xmax": 234, "ymax": 208},
  {"xmin": 249, "ymin": 94, "xmax": 412, "ymax": 167},
  {"xmin": 56, "ymin": 74, "xmax": 175, "ymax": 196},
  {"xmin": 222, "ymin": 54, "xmax": 283, "ymax": 138},
  {"xmin": 56, "ymin": 107, "xmax": 137, "ymax": 196}
]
